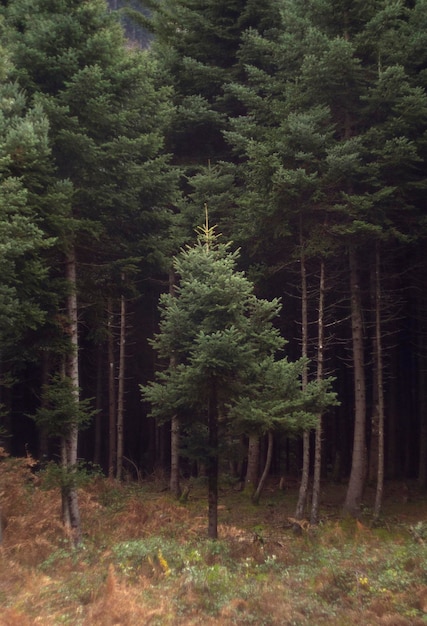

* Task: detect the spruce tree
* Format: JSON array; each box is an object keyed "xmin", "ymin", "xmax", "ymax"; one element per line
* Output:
[
  {"xmin": 223, "ymin": 0, "xmax": 427, "ymax": 516},
  {"xmin": 0, "ymin": 39, "xmax": 53, "ymax": 380},
  {"xmin": 3, "ymin": 0, "xmax": 176, "ymax": 538},
  {"xmin": 142, "ymin": 215, "xmax": 336, "ymax": 537}
]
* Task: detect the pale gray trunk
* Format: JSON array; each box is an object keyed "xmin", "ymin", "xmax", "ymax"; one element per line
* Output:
[
  {"xmin": 373, "ymin": 245, "xmax": 385, "ymax": 518},
  {"xmin": 311, "ymin": 259, "xmax": 325, "ymax": 525},
  {"xmin": 344, "ymin": 248, "xmax": 366, "ymax": 517},
  {"xmin": 295, "ymin": 236, "xmax": 309, "ymax": 519},
  {"xmin": 253, "ymin": 431, "xmax": 274, "ymax": 504},
  {"xmin": 63, "ymin": 249, "xmax": 82, "ymax": 546},
  {"xmin": 116, "ymin": 281, "xmax": 126, "ymax": 481}
]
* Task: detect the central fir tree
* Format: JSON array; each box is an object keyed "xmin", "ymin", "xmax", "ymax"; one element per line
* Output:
[{"xmin": 142, "ymin": 214, "xmax": 335, "ymax": 538}]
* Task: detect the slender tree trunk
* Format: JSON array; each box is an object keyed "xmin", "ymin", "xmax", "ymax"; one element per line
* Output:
[
  {"xmin": 60, "ymin": 434, "xmax": 71, "ymax": 529},
  {"xmin": 418, "ymin": 361, "xmax": 427, "ymax": 488},
  {"xmin": 207, "ymin": 384, "xmax": 219, "ymax": 539},
  {"xmin": 369, "ymin": 260, "xmax": 379, "ymax": 483},
  {"xmin": 168, "ymin": 272, "xmax": 181, "ymax": 497},
  {"xmin": 93, "ymin": 343, "xmax": 103, "ymax": 466},
  {"xmin": 295, "ymin": 236, "xmax": 310, "ymax": 519},
  {"xmin": 170, "ymin": 414, "xmax": 181, "ymax": 497},
  {"xmin": 107, "ymin": 299, "xmax": 116, "ymax": 479},
  {"xmin": 63, "ymin": 249, "xmax": 82, "ymax": 546},
  {"xmin": 311, "ymin": 259, "xmax": 325, "ymax": 525},
  {"xmin": 116, "ymin": 281, "xmax": 126, "ymax": 481},
  {"xmin": 417, "ymin": 284, "xmax": 427, "ymax": 487},
  {"xmin": 253, "ymin": 431, "xmax": 274, "ymax": 504},
  {"xmin": 245, "ymin": 434, "xmax": 260, "ymax": 494},
  {"xmin": 373, "ymin": 244, "xmax": 385, "ymax": 518},
  {"xmin": 344, "ymin": 248, "xmax": 367, "ymax": 517}
]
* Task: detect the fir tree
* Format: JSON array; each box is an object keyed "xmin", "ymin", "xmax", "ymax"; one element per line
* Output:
[
  {"xmin": 0, "ymin": 40, "xmax": 53, "ymax": 370},
  {"xmin": 3, "ymin": 0, "xmax": 176, "ymax": 539},
  {"xmin": 142, "ymin": 213, "xmax": 336, "ymax": 537},
  {"xmin": 223, "ymin": 0, "xmax": 427, "ymax": 516}
]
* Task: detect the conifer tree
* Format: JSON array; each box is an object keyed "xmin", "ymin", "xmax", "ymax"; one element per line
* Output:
[
  {"xmin": 0, "ymin": 38, "xmax": 54, "ymax": 390},
  {"xmin": 223, "ymin": 0, "xmax": 427, "ymax": 516},
  {"xmin": 142, "ymin": 213, "xmax": 336, "ymax": 537},
  {"xmin": 3, "ymin": 0, "xmax": 176, "ymax": 536}
]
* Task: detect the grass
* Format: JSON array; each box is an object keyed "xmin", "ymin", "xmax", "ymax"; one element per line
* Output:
[{"xmin": 2, "ymin": 454, "xmax": 427, "ymax": 625}]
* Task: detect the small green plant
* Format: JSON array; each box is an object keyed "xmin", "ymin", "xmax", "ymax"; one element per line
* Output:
[
  {"xmin": 38, "ymin": 460, "xmax": 103, "ymax": 491},
  {"xmin": 410, "ymin": 521, "xmax": 427, "ymax": 543}
]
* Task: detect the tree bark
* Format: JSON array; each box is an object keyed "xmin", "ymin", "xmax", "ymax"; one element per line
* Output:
[
  {"xmin": 245, "ymin": 434, "xmax": 260, "ymax": 494},
  {"xmin": 295, "ymin": 236, "xmax": 310, "ymax": 519},
  {"xmin": 63, "ymin": 248, "xmax": 82, "ymax": 546},
  {"xmin": 253, "ymin": 431, "xmax": 274, "ymax": 504},
  {"xmin": 311, "ymin": 259, "xmax": 325, "ymax": 525},
  {"xmin": 373, "ymin": 244, "xmax": 385, "ymax": 518},
  {"xmin": 116, "ymin": 281, "xmax": 126, "ymax": 481},
  {"xmin": 344, "ymin": 247, "xmax": 367, "ymax": 517},
  {"xmin": 417, "ymin": 282, "xmax": 427, "ymax": 488},
  {"xmin": 168, "ymin": 272, "xmax": 181, "ymax": 497},
  {"xmin": 170, "ymin": 414, "xmax": 181, "ymax": 497},
  {"xmin": 93, "ymin": 342, "xmax": 103, "ymax": 466},
  {"xmin": 418, "ymin": 357, "xmax": 427, "ymax": 488},
  {"xmin": 61, "ymin": 435, "xmax": 71, "ymax": 529}
]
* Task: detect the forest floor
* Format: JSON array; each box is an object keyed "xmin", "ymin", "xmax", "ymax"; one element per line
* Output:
[{"xmin": 2, "ymin": 455, "xmax": 427, "ymax": 625}]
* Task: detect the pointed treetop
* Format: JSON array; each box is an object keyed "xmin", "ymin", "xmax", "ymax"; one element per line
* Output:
[{"xmin": 195, "ymin": 203, "xmax": 219, "ymax": 252}]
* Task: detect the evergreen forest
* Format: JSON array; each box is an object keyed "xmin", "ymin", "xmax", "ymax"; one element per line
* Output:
[{"xmin": 1, "ymin": 0, "xmax": 427, "ymax": 541}]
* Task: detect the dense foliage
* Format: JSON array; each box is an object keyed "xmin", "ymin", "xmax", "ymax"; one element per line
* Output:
[{"xmin": 1, "ymin": 0, "xmax": 427, "ymax": 526}]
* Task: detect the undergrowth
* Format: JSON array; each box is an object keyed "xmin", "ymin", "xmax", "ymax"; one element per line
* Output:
[{"xmin": 1, "ymin": 453, "xmax": 427, "ymax": 625}]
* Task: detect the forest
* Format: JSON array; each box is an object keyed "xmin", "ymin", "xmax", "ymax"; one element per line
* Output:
[{"xmin": 1, "ymin": 0, "xmax": 427, "ymax": 545}]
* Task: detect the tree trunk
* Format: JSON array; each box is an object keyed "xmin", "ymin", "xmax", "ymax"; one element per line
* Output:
[
  {"xmin": 170, "ymin": 414, "xmax": 181, "ymax": 497},
  {"xmin": 207, "ymin": 384, "xmax": 219, "ymax": 539},
  {"xmin": 93, "ymin": 342, "xmax": 103, "ymax": 466},
  {"xmin": 295, "ymin": 235, "xmax": 310, "ymax": 519},
  {"xmin": 311, "ymin": 258, "xmax": 325, "ymax": 525},
  {"xmin": 368, "ymin": 259, "xmax": 379, "ymax": 483},
  {"xmin": 116, "ymin": 281, "xmax": 126, "ymax": 481},
  {"xmin": 63, "ymin": 248, "xmax": 82, "ymax": 546},
  {"xmin": 60, "ymin": 434, "xmax": 71, "ymax": 529},
  {"xmin": 253, "ymin": 431, "xmax": 274, "ymax": 504},
  {"xmin": 107, "ymin": 298, "xmax": 116, "ymax": 479},
  {"xmin": 418, "ymin": 359, "xmax": 427, "ymax": 488},
  {"xmin": 344, "ymin": 247, "xmax": 367, "ymax": 517},
  {"xmin": 417, "ymin": 282, "xmax": 427, "ymax": 487},
  {"xmin": 373, "ymin": 244, "xmax": 385, "ymax": 518},
  {"xmin": 245, "ymin": 434, "xmax": 260, "ymax": 494},
  {"xmin": 168, "ymin": 272, "xmax": 181, "ymax": 497}
]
